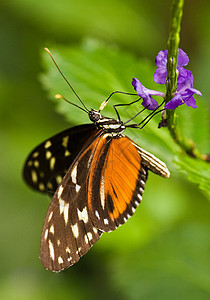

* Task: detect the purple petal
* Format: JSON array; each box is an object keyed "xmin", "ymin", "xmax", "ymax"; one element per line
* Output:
[
  {"xmin": 177, "ymin": 49, "xmax": 189, "ymax": 67},
  {"xmin": 132, "ymin": 78, "xmax": 164, "ymax": 97},
  {"xmin": 177, "ymin": 70, "xmax": 194, "ymax": 91},
  {"xmin": 153, "ymin": 68, "xmax": 167, "ymax": 84},
  {"xmin": 184, "ymin": 96, "xmax": 197, "ymax": 108},
  {"xmin": 154, "ymin": 48, "xmax": 190, "ymax": 85},
  {"xmin": 180, "ymin": 88, "xmax": 202, "ymax": 103},
  {"xmin": 141, "ymin": 97, "xmax": 159, "ymax": 110},
  {"xmin": 164, "ymin": 94, "xmax": 184, "ymax": 109},
  {"xmin": 155, "ymin": 50, "xmax": 168, "ymax": 68},
  {"xmin": 177, "ymin": 71, "xmax": 202, "ymax": 97},
  {"xmin": 188, "ymin": 88, "xmax": 202, "ymax": 97},
  {"xmin": 132, "ymin": 78, "xmax": 163, "ymax": 110},
  {"xmin": 165, "ymin": 85, "xmax": 201, "ymax": 110},
  {"xmin": 177, "ymin": 67, "xmax": 189, "ymax": 84}
]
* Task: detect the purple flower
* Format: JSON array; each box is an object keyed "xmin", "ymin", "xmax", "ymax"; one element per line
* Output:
[
  {"xmin": 132, "ymin": 48, "xmax": 201, "ymax": 111},
  {"xmin": 165, "ymin": 71, "xmax": 202, "ymax": 109},
  {"xmin": 153, "ymin": 49, "xmax": 189, "ymax": 84},
  {"xmin": 132, "ymin": 78, "xmax": 164, "ymax": 110}
]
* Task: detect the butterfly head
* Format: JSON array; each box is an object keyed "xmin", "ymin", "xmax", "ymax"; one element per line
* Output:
[
  {"xmin": 88, "ymin": 109, "xmax": 125, "ymax": 135},
  {"xmin": 88, "ymin": 109, "xmax": 102, "ymax": 123}
]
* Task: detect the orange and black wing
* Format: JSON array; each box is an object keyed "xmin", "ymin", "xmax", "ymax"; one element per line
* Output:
[
  {"xmin": 40, "ymin": 131, "xmax": 169, "ymax": 271},
  {"xmin": 86, "ymin": 134, "xmax": 148, "ymax": 231}
]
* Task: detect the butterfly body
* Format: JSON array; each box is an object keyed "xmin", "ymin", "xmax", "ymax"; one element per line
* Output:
[{"xmin": 24, "ymin": 108, "xmax": 169, "ymax": 272}]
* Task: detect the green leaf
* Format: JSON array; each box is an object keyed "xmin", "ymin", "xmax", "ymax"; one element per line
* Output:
[{"xmin": 174, "ymin": 154, "xmax": 210, "ymax": 198}]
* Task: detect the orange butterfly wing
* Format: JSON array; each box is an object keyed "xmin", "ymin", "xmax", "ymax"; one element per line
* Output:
[{"xmin": 87, "ymin": 134, "xmax": 147, "ymax": 231}]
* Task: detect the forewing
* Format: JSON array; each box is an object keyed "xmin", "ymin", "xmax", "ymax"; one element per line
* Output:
[
  {"xmin": 87, "ymin": 135, "xmax": 148, "ymax": 232},
  {"xmin": 23, "ymin": 124, "xmax": 97, "ymax": 194}
]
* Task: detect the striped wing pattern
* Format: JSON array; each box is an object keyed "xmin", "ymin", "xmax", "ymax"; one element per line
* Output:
[
  {"xmin": 40, "ymin": 133, "xmax": 149, "ymax": 271},
  {"xmin": 87, "ymin": 134, "xmax": 148, "ymax": 231}
]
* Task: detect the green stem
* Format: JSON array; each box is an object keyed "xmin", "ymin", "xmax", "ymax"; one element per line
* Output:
[{"xmin": 165, "ymin": 0, "xmax": 208, "ymax": 161}]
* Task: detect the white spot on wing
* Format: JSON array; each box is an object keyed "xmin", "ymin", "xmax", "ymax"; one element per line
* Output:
[
  {"xmin": 39, "ymin": 183, "xmax": 45, "ymax": 191},
  {"xmin": 59, "ymin": 198, "xmax": 69, "ymax": 225},
  {"xmin": 76, "ymin": 184, "xmax": 81, "ymax": 192},
  {"xmin": 57, "ymin": 185, "xmax": 64, "ymax": 198},
  {"xmin": 71, "ymin": 163, "xmax": 78, "ymax": 184},
  {"xmin": 56, "ymin": 175, "xmax": 63, "ymax": 184},
  {"xmin": 139, "ymin": 187, "xmax": 144, "ymax": 194},
  {"xmin": 59, "ymin": 199, "xmax": 65, "ymax": 215},
  {"xmin": 84, "ymin": 235, "xmax": 89, "ymax": 244},
  {"xmin": 93, "ymin": 227, "xmax": 98, "ymax": 234},
  {"xmin": 62, "ymin": 136, "xmax": 69, "ymax": 148},
  {"xmin": 34, "ymin": 160, "xmax": 39, "ymax": 168},
  {"xmin": 50, "ymin": 157, "xmax": 56, "ymax": 170},
  {"xmin": 140, "ymin": 180, "xmax": 145, "ymax": 186},
  {"xmin": 63, "ymin": 202, "xmax": 69, "ymax": 225},
  {"xmin": 137, "ymin": 194, "xmax": 142, "ymax": 201},
  {"xmin": 87, "ymin": 232, "xmax": 93, "ymax": 241},
  {"xmin": 44, "ymin": 140, "xmax": 52, "ymax": 149},
  {"xmin": 100, "ymin": 175, "xmax": 105, "ymax": 210},
  {"xmin": 87, "ymin": 150, "xmax": 95, "ymax": 168},
  {"xmin": 48, "ymin": 211, "xmax": 53, "ymax": 222},
  {"xmin": 104, "ymin": 218, "xmax": 109, "ymax": 225},
  {"xmin": 32, "ymin": 151, "xmax": 39, "ymax": 158},
  {"xmin": 44, "ymin": 229, "xmax": 48, "ymax": 240},
  {"xmin": 49, "ymin": 225, "xmax": 54, "ymax": 234},
  {"xmin": 46, "ymin": 151, "xmax": 52, "ymax": 159},
  {"xmin": 58, "ymin": 256, "xmax": 63, "ymax": 264},
  {"xmin": 65, "ymin": 149, "xmax": 71, "ymax": 157},
  {"xmin": 66, "ymin": 247, "xmax": 71, "ymax": 254},
  {"xmin": 31, "ymin": 170, "xmax": 38, "ymax": 183},
  {"xmin": 71, "ymin": 224, "xmax": 79, "ymax": 238},
  {"xmin": 95, "ymin": 210, "xmax": 100, "ymax": 219},
  {"xmin": 78, "ymin": 207, "xmax": 88, "ymax": 223},
  {"xmin": 49, "ymin": 240, "xmax": 55, "ymax": 260}
]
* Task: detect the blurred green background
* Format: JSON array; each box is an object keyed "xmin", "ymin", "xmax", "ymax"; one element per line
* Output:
[{"xmin": 0, "ymin": 0, "xmax": 210, "ymax": 299}]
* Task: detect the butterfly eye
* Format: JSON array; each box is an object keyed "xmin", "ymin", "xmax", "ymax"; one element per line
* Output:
[{"xmin": 88, "ymin": 109, "xmax": 101, "ymax": 122}]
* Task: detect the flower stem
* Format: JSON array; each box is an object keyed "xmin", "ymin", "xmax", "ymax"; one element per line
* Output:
[{"xmin": 165, "ymin": 0, "xmax": 208, "ymax": 161}]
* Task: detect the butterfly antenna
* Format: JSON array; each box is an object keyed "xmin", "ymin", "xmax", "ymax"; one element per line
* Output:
[
  {"xmin": 44, "ymin": 48, "xmax": 89, "ymax": 113},
  {"xmin": 55, "ymin": 94, "xmax": 89, "ymax": 114}
]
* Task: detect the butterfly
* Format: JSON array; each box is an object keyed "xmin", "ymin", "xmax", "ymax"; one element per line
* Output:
[{"xmin": 23, "ymin": 49, "xmax": 170, "ymax": 272}]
